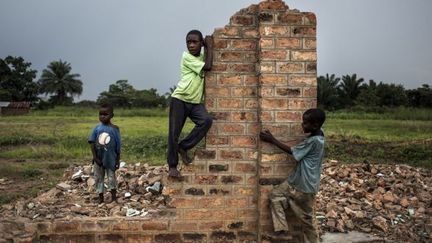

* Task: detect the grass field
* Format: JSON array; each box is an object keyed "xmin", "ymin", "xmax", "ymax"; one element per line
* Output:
[{"xmin": 0, "ymin": 106, "xmax": 431, "ymax": 204}]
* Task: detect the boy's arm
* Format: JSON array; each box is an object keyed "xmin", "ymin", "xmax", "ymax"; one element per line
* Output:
[
  {"xmin": 260, "ymin": 130, "xmax": 293, "ymax": 155},
  {"xmin": 202, "ymin": 35, "xmax": 213, "ymax": 71},
  {"xmin": 89, "ymin": 143, "xmax": 102, "ymax": 165}
]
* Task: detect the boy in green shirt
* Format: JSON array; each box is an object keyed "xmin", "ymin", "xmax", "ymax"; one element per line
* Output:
[{"xmin": 168, "ymin": 30, "xmax": 213, "ymax": 178}]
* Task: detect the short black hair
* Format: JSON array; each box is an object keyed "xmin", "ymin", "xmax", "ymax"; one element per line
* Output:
[
  {"xmin": 303, "ymin": 108, "xmax": 326, "ymax": 127},
  {"xmin": 186, "ymin": 30, "xmax": 203, "ymax": 42},
  {"xmin": 100, "ymin": 103, "xmax": 113, "ymax": 113}
]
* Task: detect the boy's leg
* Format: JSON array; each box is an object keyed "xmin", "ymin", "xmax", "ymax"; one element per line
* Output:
[
  {"xmin": 167, "ymin": 98, "xmax": 188, "ymax": 170},
  {"xmin": 269, "ymin": 180, "xmax": 291, "ymax": 232},
  {"xmin": 94, "ymin": 163, "xmax": 105, "ymax": 194},
  {"xmin": 285, "ymin": 187, "xmax": 318, "ymax": 243},
  {"xmin": 106, "ymin": 169, "xmax": 117, "ymax": 202},
  {"xmin": 178, "ymin": 103, "xmax": 212, "ymax": 151}
]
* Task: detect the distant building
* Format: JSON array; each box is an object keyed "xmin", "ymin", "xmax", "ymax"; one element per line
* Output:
[{"xmin": 0, "ymin": 101, "xmax": 31, "ymax": 115}]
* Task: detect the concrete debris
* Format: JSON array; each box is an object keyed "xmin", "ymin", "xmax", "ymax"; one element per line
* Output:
[
  {"xmin": 0, "ymin": 162, "xmax": 168, "ymax": 220},
  {"xmin": 316, "ymin": 160, "xmax": 431, "ymax": 242}
]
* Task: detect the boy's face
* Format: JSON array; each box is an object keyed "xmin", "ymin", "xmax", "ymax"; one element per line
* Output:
[
  {"xmin": 99, "ymin": 107, "xmax": 113, "ymax": 124},
  {"xmin": 186, "ymin": 34, "xmax": 203, "ymax": 56},
  {"xmin": 301, "ymin": 115, "xmax": 317, "ymax": 133}
]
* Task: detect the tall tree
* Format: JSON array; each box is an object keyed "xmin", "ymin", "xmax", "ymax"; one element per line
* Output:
[
  {"xmin": 317, "ymin": 73, "xmax": 340, "ymax": 110},
  {"xmin": 338, "ymin": 74, "xmax": 364, "ymax": 107},
  {"xmin": 356, "ymin": 80, "xmax": 379, "ymax": 106},
  {"xmin": 38, "ymin": 60, "xmax": 82, "ymax": 105},
  {"xmin": 0, "ymin": 56, "xmax": 38, "ymax": 102},
  {"xmin": 97, "ymin": 80, "xmax": 135, "ymax": 107}
]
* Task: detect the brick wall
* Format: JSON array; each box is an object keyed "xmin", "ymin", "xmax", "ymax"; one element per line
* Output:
[{"xmin": 1, "ymin": 1, "xmax": 316, "ymax": 242}]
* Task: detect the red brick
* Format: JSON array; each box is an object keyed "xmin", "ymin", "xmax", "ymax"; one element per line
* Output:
[
  {"xmin": 261, "ymin": 153, "xmax": 288, "ymax": 162},
  {"xmin": 306, "ymin": 62, "xmax": 317, "ymax": 73},
  {"xmin": 303, "ymin": 87, "xmax": 317, "ymax": 97},
  {"xmin": 245, "ymin": 99, "xmax": 258, "ymax": 109},
  {"xmin": 53, "ymin": 221, "xmax": 79, "ymax": 233},
  {"xmin": 242, "ymin": 28, "xmax": 259, "ymax": 38},
  {"xmin": 219, "ymin": 75, "xmax": 242, "ymax": 85},
  {"xmin": 206, "ymin": 87, "xmax": 230, "ymax": 97},
  {"xmin": 170, "ymin": 222, "xmax": 198, "ymax": 231},
  {"xmin": 234, "ymin": 162, "xmax": 257, "ymax": 173},
  {"xmin": 195, "ymin": 175, "xmax": 218, "ymax": 184},
  {"xmin": 261, "ymin": 50, "xmax": 288, "ymax": 60},
  {"xmin": 260, "ymin": 87, "xmax": 274, "ymax": 97},
  {"xmin": 214, "ymin": 26, "xmax": 241, "ymax": 37},
  {"xmin": 229, "ymin": 63, "xmax": 255, "ymax": 73},
  {"xmin": 244, "ymin": 52, "xmax": 258, "ymax": 62},
  {"xmin": 261, "ymin": 124, "xmax": 290, "ymax": 136},
  {"xmin": 288, "ymin": 99, "xmax": 316, "ymax": 109},
  {"xmin": 261, "ymin": 75, "xmax": 287, "ymax": 86},
  {"xmin": 238, "ymin": 209, "xmax": 257, "ymax": 219},
  {"xmin": 126, "ymin": 234, "xmax": 153, "ymax": 243},
  {"xmin": 230, "ymin": 15, "xmax": 255, "ymax": 26},
  {"xmin": 275, "ymin": 111, "xmax": 303, "ymax": 122},
  {"xmin": 291, "ymin": 51, "xmax": 317, "ymax": 61},
  {"xmin": 260, "ymin": 38, "xmax": 274, "ymax": 48},
  {"xmin": 206, "ymin": 135, "xmax": 229, "ymax": 146},
  {"xmin": 232, "ymin": 136, "xmax": 256, "ymax": 147},
  {"xmin": 219, "ymin": 51, "xmax": 243, "ymax": 62},
  {"xmin": 220, "ymin": 124, "xmax": 245, "ymax": 134},
  {"xmin": 196, "ymin": 197, "xmax": 224, "ymax": 208},
  {"xmin": 277, "ymin": 13, "xmax": 303, "ymax": 25},
  {"xmin": 244, "ymin": 75, "xmax": 259, "ymax": 85},
  {"xmin": 304, "ymin": 38, "xmax": 316, "ymax": 49},
  {"xmin": 261, "ymin": 98, "xmax": 287, "ymax": 109},
  {"xmin": 234, "ymin": 186, "xmax": 255, "ymax": 196},
  {"xmin": 260, "ymin": 26, "xmax": 289, "ymax": 36},
  {"xmin": 232, "ymin": 87, "xmax": 257, "ymax": 97},
  {"xmin": 275, "ymin": 38, "xmax": 301, "ymax": 48},
  {"xmin": 211, "ymin": 111, "xmax": 230, "ymax": 121},
  {"xmin": 220, "ymin": 150, "xmax": 244, "ymax": 160},
  {"xmin": 141, "ymin": 221, "xmax": 169, "ymax": 231},
  {"xmin": 259, "ymin": 63, "xmax": 275, "ymax": 73},
  {"xmin": 276, "ymin": 87, "xmax": 301, "ymax": 97},
  {"xmin": 304, "ymin": 12, "xmax": 317, "ymax": 25},
  {"xmin": 292, "ymin": 27, "xmax": 316, "ymax": 37},
  {"xmin": 218, "ymin": 99, "xmax": 242, "ymax": 109},
  {"xmin": 211, "ymin": 63, "xmax": 228, "ymax": 72},
  {"xmin": 198, "ymin": 221, "xmax": 224, "ymax": 231},
  {"xmin": 169, "ymin": 198, "xmax": 195, "ymax": 208},
  {"xmin": 206, "ymin": 98, "xmax": 215, "ymax": 108},
  {"xmin": 226, "ymin": 198, "xmax": 249, "ymax": 207},
  {"xmin": 260, "ymin": 164, "xmax": 272, "ymax": 175},
  {"xmin": 213, "ymin": 39, "xmax": 228, "ymax": 49},
  {"xmin": 247, "ymin": 123, "xmax": 260, "ymax": 134},
  {"xmin": 232, "ymin": 111, "xmax": 257, "ymax": 122},
  {"xmin": 247, "ymin": 175, "xmax": 258, "ymax": 184},
  {"xmin": 260, "ymin": 111, "xmax": 273, "ymax": 121},
  {"xmin": 113, "ymin": 221, "xmax": 141, "ymax": 231},
  {"xmin": 289, "ymin": 75, "xmax": 316, "ymax": 86},
  {"xmin": 259, "ymin": 1, "xmax": 288, "ymax": 10},
  {"xmin": 277, "ymin": 62, "xmax": 304, "ymax": 73},
  {"xmin": 183, "ymin": 209, "xmax": 236, "ymax": 220},
  {"xmin": 231, "ymin": 39, "xmax": 257, "ymax": 50}
]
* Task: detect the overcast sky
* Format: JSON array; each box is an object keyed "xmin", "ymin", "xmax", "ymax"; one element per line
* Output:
[{"xmin": 1, "ymin": 0, "xmax": 431, "ymax": 101}]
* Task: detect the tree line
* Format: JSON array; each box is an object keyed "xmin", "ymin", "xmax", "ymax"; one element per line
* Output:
[
  {"xmin": 1, "ymin": 56, "xmax": 431, "ymax": 110},
  {"xmin": 318, "ymin": 73, "xmax": 431, "ymax": 110}
]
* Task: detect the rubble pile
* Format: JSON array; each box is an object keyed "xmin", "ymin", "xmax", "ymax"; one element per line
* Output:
[
  {"xmin": 316, "ymin": 160, "xmax": 432, "ymax": 242},
  {"xmin": 0, "ymin": 162, "xmax": 170, "ymax": 220}
]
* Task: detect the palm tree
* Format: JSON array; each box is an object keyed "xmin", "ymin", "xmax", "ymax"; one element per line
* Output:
[
  {"xmin": 317, "ymin": 73, "xmax": 340, "ymax": 110},
  {"xmin": 38, "ymin": 60, "xmax": 82, "ymax": 105},
  {"xmin": 338, "ymin": 74, "xmax": 364, "ymax": 107}
]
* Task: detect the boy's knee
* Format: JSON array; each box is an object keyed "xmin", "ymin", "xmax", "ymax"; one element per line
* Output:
[{"xmin": 205, "ymin": 115, "xmax": 213, "ymax": 127}]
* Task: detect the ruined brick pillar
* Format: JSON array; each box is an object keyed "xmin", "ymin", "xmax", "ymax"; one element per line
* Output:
[{"xmin": 170, "ymin": 0, "xmax": 317, "ymax": 242}]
